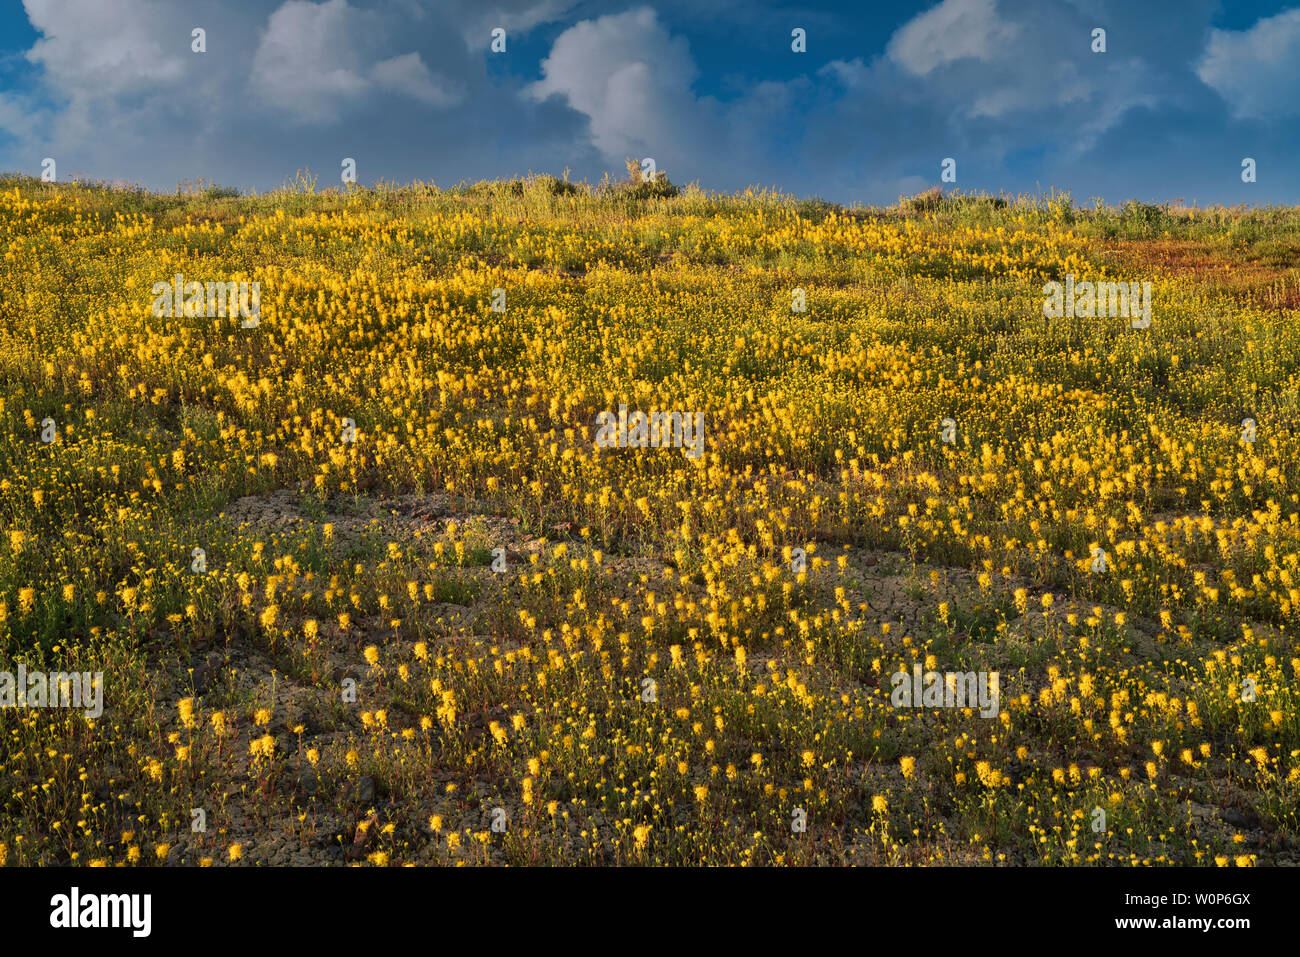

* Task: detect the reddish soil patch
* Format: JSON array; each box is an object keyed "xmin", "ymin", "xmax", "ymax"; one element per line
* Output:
[{"xmin": 1105, "ymin": 238, "xmax": 1300, "ymax": 310}]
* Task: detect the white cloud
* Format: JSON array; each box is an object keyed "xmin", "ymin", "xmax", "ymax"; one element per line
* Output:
[
  {"xmin": 0, "ymin": 91, "xmax": 45, "ymax": 143},
  {"xmin": 23, "ymin": 0, "xmax": 185, "ymax": 97},
  {"xmin": 1197, "ymin": 8, "xmax": 1300, "ymax": 118},
  {"xmin": 3, "ymin": 0, "xmax": 562, "ymax": 190},
  {"xmin": 526, "ymin": 7, "xmax": 706, "ymax": 164},
  {"xmin": 248, "ymin": 0, "xmax": 372, "ymax": 122},
  {"xmin": 444, "ymin": 0, "xmax": 577, "ymax": 44},
  {"xmin": 371, "ymin": 53, "xmax": 460, "ymax": 107},
  {"xmin": 969, "ymin": 60, "xmax": 1091, "ymax": 118},
  {"xmin": 248, "ymin": 0, "xmax": 460, "ymax": 124},
  {"xmin": 887, "ymin": 0, "xmax": 1020, "ymax": 77},
  {"xmin": 818, "ymin": 58, "xmax": 870, "ymax": 89}
]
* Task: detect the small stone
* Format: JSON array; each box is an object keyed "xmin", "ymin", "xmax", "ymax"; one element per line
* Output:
[
  {"xmin": 357, "ymin": 776, "xmax": 376, "ymax": 803},
  {"xmin": 297, "ymin": 768, "xmax": 319, "ymax": 796},
  {"xmin": 1221, "ymin": 807, "xmax": 1260, "ymax": 829}
]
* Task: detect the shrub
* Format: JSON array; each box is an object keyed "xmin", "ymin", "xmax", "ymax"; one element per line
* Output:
[
  {"xmin": 902, "ymin": 187, "xmax": 943, "ymax": 213},
  {"xmin": 621, "ymin": 158, "xmax": 680, "ymax": 200},
  {"xmin": 529, "ymin": 174, "xmax": 580, "ymax": 197}
]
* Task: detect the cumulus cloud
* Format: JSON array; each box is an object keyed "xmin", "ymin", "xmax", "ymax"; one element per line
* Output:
[
  {"xmin": 887, "ymin": 0, "xmax": 1020, "ymax": 76},
  {"xmin": 248, "ymin": 0, "xmax": 372, "ymax": 121},
  {"xmin": 1197, "ymin": 8, "xmax": 1300, "ymax": 118},
  {"xmin": 515, "ymin": 0, "xmax": 1223, "ymax": 200},
  {"xmin": 525, "ymin": 7, "xmax": 717, "ymax": 173},
  {"xmin": 371, "ymin": 52, "xmax": 460, "ymax": 106},
  {"xmin": 248, "ymin": 0, "xmax": 461, "ymax": 123},
  {"xmin": 23, "ymin": 0, "xmax": 185, "ymax": 97},
  {"xmin": 0, "ymin": 0, "xmax": 585, "ymax": 190},
  {"xmin": 437, "ymin": 0, "xmax": 578, "ymax": 44}
]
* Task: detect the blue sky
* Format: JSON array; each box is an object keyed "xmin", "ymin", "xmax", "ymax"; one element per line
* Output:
[{"xmin": 1, "ymin": 0, "xmax": 1298, "ymax": 205}]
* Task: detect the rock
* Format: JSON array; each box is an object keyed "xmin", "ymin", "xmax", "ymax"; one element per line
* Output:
[
  {"xmin": 297, "ymin": 768, "xmax": 320, "ymax": 797},
  {"xmin": 191, "ymin": 653, "xmax": 226, "ymax": 695},
  {"xmin": 1221, "ymin": 807, "xmax": 1260, "ymax": 829},
  {"xmin": 356, "ymin": 775, "xmax": 376, "ymax": 803}
]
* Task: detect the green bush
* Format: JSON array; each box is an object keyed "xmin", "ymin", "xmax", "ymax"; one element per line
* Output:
[{"xmin": 620, "ymin": 158, "xmax": 680, "ymax": 200}]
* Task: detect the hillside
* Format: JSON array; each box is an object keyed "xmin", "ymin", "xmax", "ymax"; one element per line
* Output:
[{"xmin": 1, "ymin": 174, "xmax": 1298, "ymax": 865}]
